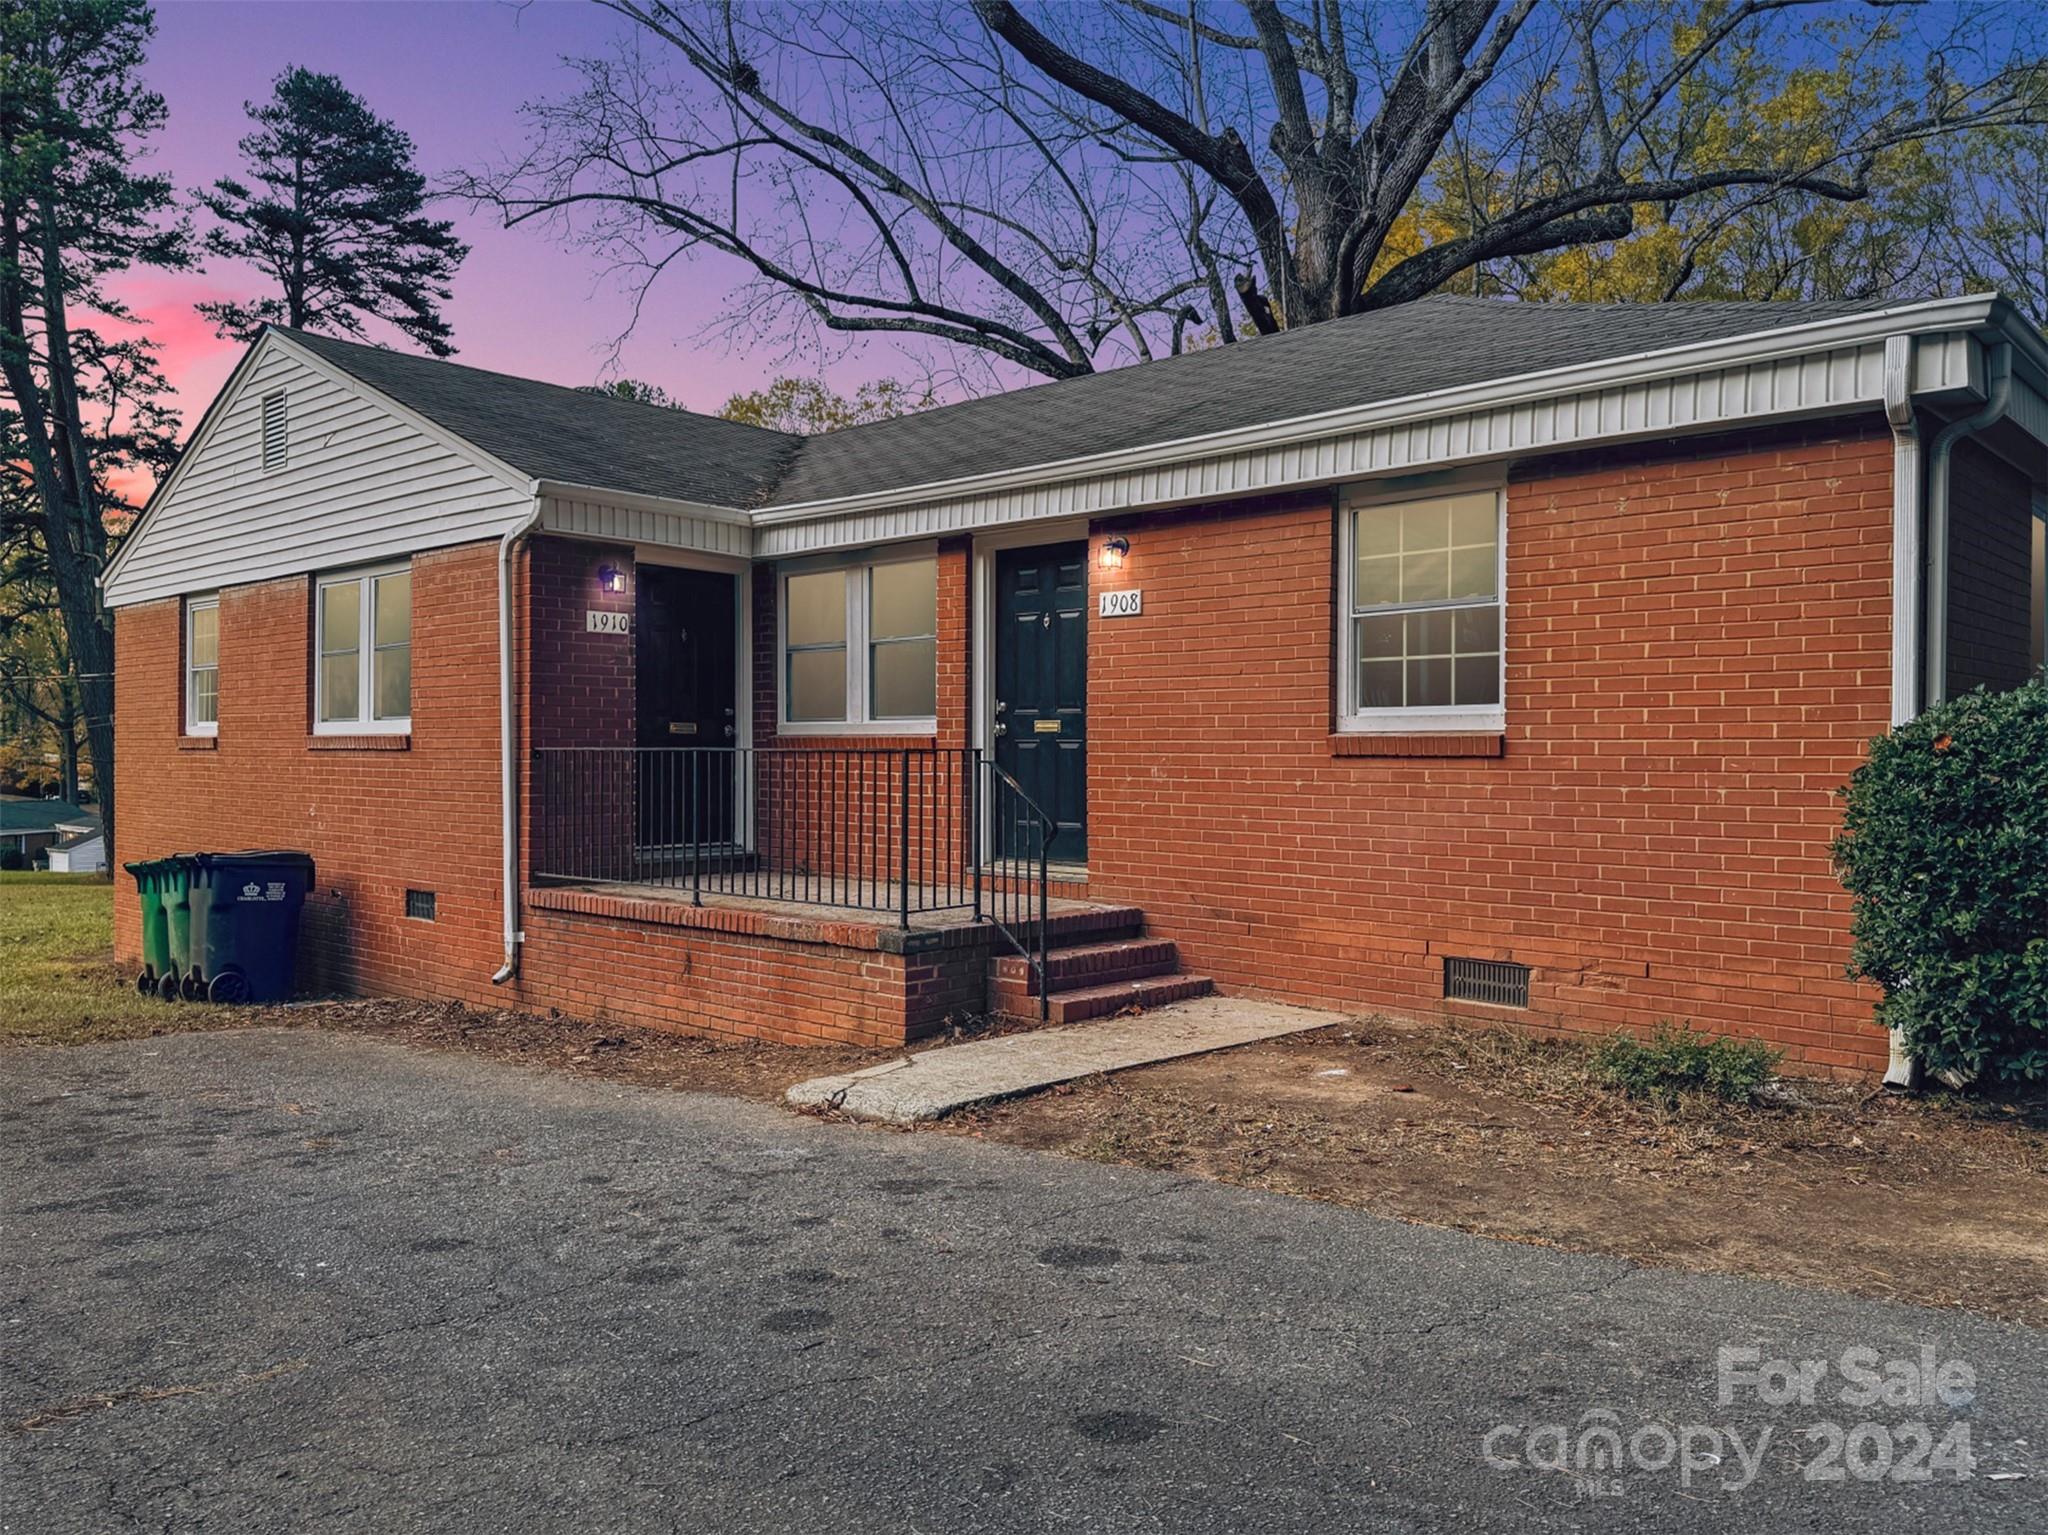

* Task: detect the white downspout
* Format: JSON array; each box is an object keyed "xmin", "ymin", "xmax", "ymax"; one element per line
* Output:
[
  {"xmin": 1880, "ymin": 337, "xmax": 1922, "ymax": 1089},
  {"xmin": 493, "ymin": 492, "xmax": 546, "ymax": 984},
  {"xmin": 1884, "ymin": 336, "xmax": 1922, "ymax": 729}
]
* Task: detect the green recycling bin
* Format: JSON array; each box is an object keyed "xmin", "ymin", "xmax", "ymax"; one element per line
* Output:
[
  {"xmin": 124, "ymin": 857, "xmax": 187, "ymax": 998},
  {"xmin": 185, "ymin": 852, "xmax": 315, "ymax": 1004},
  {"xmin": 125, "ymin": 856, "xmax": 195, "ymax": 1000}
]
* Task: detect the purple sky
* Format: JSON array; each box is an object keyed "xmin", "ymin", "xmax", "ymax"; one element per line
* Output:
[{"xmin": 122, "ymin": 0, "xmax": 886, "ymax": 437}]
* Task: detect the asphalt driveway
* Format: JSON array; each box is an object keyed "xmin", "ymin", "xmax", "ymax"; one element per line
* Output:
[{"xmin": 2, "ymin": 1029, "xmax": 2041, "ymax": 1533}]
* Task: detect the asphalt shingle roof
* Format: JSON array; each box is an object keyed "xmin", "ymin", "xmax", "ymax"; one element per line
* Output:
[
  {"xmin": 282, "ymin": 329, "xmax": 801, "ymax": 509},
  {"xmin": 0, "ymin": 798, "xmax": 94, "ymax": 834},
  {"xmin": 287, "ymin": 295, "xmax": 1897, "ymax": 513}
]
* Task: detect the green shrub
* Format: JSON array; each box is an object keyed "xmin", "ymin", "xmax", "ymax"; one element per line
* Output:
[
  {"xmin": 1590, "ymin": 1024, "xmax": 1782, "ymax": 1106},
  {"xmin": 1834, "ymin": 676, "xmax": 2048, "ymax": 1087}
]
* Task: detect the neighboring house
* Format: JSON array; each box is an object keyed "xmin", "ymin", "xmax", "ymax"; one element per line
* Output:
[
  {"xmin": 1, "ymin": 798, "xmax": 97, "ymax": 867},
  {"xmin": 46, "ymin": 827, "xmax": 107, "ymax": 874},
  {"xmin": 102, "ymin": 296, "xmax": 2048, "ymax": 1075}
]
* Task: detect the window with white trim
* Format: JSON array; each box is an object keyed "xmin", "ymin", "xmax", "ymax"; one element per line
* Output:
[
  {"xmin": 781, "ymin": 553, "xmax": 937, "ymax": 730},
  {"xmin": 184, "ymin": 595, "xmax": 219, "ymax": 736},
  {"xmin": 1339, "ymin": 489, "xmax": 1503, "ymax": 731},
  {"xmin": 315, "ymin": 563, "xmax": 411, "ymax": 733}
]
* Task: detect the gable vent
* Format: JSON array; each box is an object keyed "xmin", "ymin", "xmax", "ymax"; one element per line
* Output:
[
  {"xmin": 1444, "ymin": 956, "xmax": 1529, "ymax": 1008},
  {"xmin": 261, "ymin": 390, "xmax": 288, "ymax": 470}
]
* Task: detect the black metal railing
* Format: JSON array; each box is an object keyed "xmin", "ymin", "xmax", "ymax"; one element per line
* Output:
[
  {"xmin": 529, "ymin": 745, "xmax": 1058, "ymax": 1017},
  {"xmin": 977, "ymin": 756, "xmax": 1058, "ymax": 1022}
]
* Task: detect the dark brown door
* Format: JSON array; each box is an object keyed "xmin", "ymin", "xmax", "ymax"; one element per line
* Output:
[
  {"xmin": 995, "ymin": 541, "xmax": 1087, "ymax": 863},
  {"xmin": 635, "ymin": 565, "xmax": 738, "ymax": 847}
]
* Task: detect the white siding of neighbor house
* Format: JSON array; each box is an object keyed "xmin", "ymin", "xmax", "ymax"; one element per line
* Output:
[
  {"xmin": 102, "ymin": 336, "xmax": 535, "ymax": 608},
  {"xmin": 47, "ymin": 835, "xmax": 106, "ymax": 874}
]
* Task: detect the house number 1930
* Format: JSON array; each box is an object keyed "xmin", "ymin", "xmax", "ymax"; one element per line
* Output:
[{"xmin": 1098, "ymin": 589, "xmax": 1142, "ymax": 618}]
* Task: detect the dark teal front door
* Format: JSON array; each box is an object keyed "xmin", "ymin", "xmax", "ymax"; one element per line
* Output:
[{"xmin": 995, "ymin": 541, "xmax": 1087, "ymax": 863}]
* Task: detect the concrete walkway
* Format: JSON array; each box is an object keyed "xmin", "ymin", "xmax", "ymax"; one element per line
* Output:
[{"xmin": 786, "ymin": 994, "xmax": 1346, "ymax": 1123}]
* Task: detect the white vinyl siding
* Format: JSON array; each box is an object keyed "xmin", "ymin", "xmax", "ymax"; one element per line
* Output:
[
  {"xmin": 103, "ymin": 337, "xmax": 533, "ymax": 608},
  {"xmin": 315, "ymin": 562, "xmax": 412, "ymax": 734},
  {"xmin": 184, "ymin": 595, "xmax": 218, "ymax": 735}
]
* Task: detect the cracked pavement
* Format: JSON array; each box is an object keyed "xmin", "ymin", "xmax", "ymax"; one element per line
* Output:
[{"xmin": 2, "ymin": 1028, "xmax": 2042, "ymax": 1533}]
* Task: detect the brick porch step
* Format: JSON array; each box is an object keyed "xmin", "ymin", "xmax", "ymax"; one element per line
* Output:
[
  {"xmin": 1030, "ymin": 973, "xmax": 1216, "ymax": 1025},
  {"xmin": 991, "ymin": 937, "xmax": 1180, "ymax": 1010},
  {"xmin": 1009, "ymin": 906, "xmax": 1146, "ymax": 946}
]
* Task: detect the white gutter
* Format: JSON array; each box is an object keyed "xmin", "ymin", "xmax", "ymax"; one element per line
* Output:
[
  {"xmin": 1923, "ymin": 342, "xmax": 2014, "ymax": 710},
  {"xmin": 492, "ymin": 491, "xmax": 546, "ymax": 985},
  {"xmin": 754, "ymin": 293, "xmax": 2022, "ymax": 527}
]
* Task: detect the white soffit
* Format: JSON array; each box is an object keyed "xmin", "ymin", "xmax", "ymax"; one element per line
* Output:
[{"xmin": 758, "ymin": 326, "xmax": 1982, "ymax": 558}]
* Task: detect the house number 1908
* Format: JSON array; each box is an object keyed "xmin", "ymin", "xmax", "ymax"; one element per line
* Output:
[{"xmin": 1098, "ymin": 589, "xmax": 1142, "ymax": 618}]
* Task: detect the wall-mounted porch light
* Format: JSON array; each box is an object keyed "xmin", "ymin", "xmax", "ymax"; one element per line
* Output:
[
  {"xmin": 1099, "ymin": 535, "xmax": 1131, "ymax": 571},
  {"xmin": 596, "ymin": 562, "xmax": 627, "ymax": 594}
]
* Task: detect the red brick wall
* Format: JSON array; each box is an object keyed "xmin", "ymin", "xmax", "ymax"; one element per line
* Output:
[
  {"xmin": 115, "ymin": 421, "xmax": 1909, "ymax": 1067},
  {"xmin": 115, "ymin": 534, "xmax": 977, "ymax": 1047},
  {"xmin": 517, "ymin": 887, "xmax": 989, "ymax": 1047},
  {"xmin": 1080, "ymin": 421, "xmax": 1897, "ymax": 1075},
  {"xmin": 114, "ymin": 543, "xmax": 506, "ymax": 998}
]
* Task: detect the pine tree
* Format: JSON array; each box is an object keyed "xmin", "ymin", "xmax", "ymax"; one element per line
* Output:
[
  {"xmin": 198, "ymin": 67, "xmax": 466, "ymax": 355},
  {"xmin": 0, "ymin": 0, "xmax": 193, "ymax": 865}
]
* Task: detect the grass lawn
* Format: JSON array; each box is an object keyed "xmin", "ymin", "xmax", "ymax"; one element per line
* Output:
[{"xmin": 0, "ymin": 871, "xmax": 236, "ymax": 1046}]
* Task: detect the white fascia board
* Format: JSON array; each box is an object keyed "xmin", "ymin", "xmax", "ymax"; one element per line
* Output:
[{"xmin": 754, "ymin": 293, "xmax": 2014, "ymax": 530}]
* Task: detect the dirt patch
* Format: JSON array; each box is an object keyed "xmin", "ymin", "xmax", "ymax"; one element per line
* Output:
[
  {"xmin": 283, "ymin": 996, "xmax": 909, "ymax": 1101},
  {"xmin": 944, "ymin": 1017, "xmax": 2048, "ymax": 1328}
]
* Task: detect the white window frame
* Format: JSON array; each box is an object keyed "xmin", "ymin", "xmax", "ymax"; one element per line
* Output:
[
  {"xmin": 776, "ymin": 544, "xmax": 939, "ymax": 736},
  {"xmin": 1336, "ymin": 480, "xmax": 1507, "ymax": 735},
  {"xmin": 313, "ymin": 560, "xmax": 412, "ymax": 736},
  {"xmin": 184, "ymin": 594, "xmax": 219, "ymax": 737}
]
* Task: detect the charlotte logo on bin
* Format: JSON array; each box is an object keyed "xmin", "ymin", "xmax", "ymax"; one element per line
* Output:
[{"xmin": 237, "ymin": 881, "xmax": 286, "ymax": 902}]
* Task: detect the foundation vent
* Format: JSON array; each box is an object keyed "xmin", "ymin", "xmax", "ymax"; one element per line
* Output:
[
  {"xmin": 405, "ymin": 889, "xmax": 436, "ymax": 922},
  {"xmin": 1444, "ymin": 956, "xmax": 1528, "ymax": 1008}
]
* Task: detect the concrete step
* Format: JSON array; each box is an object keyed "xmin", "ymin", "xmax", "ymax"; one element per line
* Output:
[
  {"xmin": 1002, "ymin": 973, "xmax": 1216, "ymax": 1026},
  {"xmin": 991, "ymin": 938, "xmax": 1180, "ymax": 1006}
]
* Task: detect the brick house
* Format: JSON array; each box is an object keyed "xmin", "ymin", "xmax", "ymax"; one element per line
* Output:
[{"xmin": 103, "ymin": 295, "xmax": 2048, "ymax": 1075}]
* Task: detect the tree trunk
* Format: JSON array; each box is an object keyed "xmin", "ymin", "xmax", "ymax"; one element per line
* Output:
[
  {"xmin": 58, "ymin": 688, "xmax": 80, "ymax": 807},
  {"xmin": 40, "ymin": 521, "xmax": 116, "ymax": 856}
]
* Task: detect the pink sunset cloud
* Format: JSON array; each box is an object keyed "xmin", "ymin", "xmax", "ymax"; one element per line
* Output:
[{"xmin": 109, "ymin": 0, "xmax": 923, "ymax": 503}]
